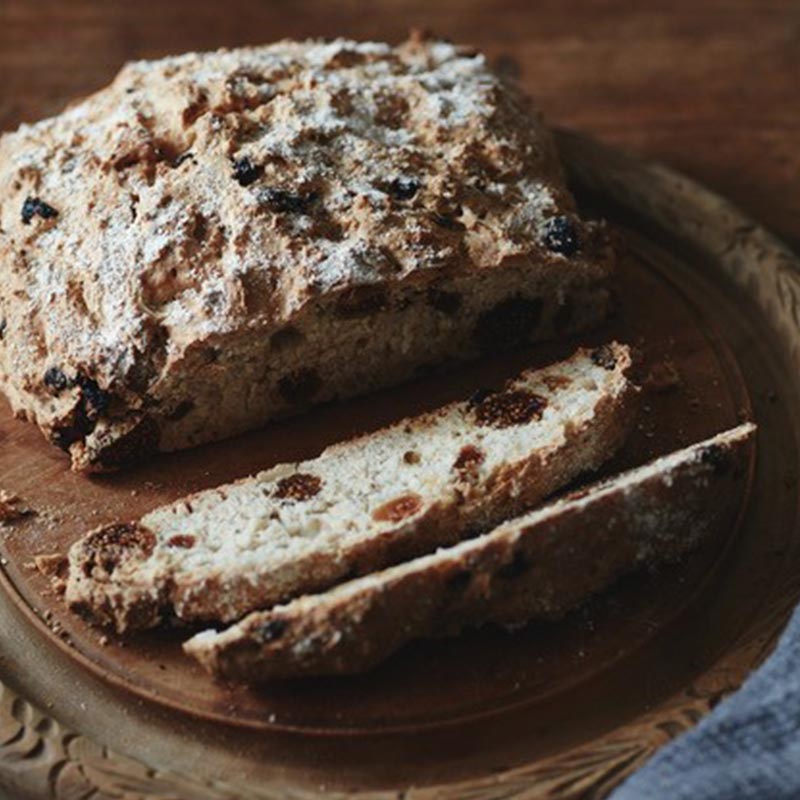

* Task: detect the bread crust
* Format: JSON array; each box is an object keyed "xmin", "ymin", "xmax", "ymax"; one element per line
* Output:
[
  {"xmin": 65, "ymin": 344, "xmax": 636, "ymax": 632},
  {"xmin": 0, "ymin": 35, "xmax": 613, "ymax": 471},
  {"xmin": 185, "ymin": 422, "xmax": 755, "ymax": 680}
]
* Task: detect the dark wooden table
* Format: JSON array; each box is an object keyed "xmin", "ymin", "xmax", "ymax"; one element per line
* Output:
[
  {"xmin": 2, "ymin": 4, "xmax": 800, "ymax": 797},
  {"xmin": 1, "ymin": 0, "xmax": 798, "ymax": 249}
]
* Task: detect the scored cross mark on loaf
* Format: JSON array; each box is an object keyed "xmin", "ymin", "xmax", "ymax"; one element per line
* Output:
[
  {"xmin": 65, "ymin": 343, "xmax": 636, "ymax": 632},
  {"xmin": 185, "ymin": 423, "xmax": 755, "ymax": 681},
  {"xmin": 0, "ymin": 34, "xmax": 614, "ymax": 472}
]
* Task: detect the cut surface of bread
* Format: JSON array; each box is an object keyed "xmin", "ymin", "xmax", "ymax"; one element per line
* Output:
[
  {"xmin": 65, "ymin": 343, "xmax": 635, "ymax": 632},
  {"xmin": 185, "ymin": 422, "xmax": 755, "ymax": 681},
  {"xmin": 0, "ymin": 35, "xmax": 613, "ymax": 472}
]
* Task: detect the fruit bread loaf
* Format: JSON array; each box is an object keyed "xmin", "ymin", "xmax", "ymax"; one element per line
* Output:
[
  {"xmin": 0, "ymin": 34, "xmax": 614, "ymax": 472},
  {"xmin": 65, "ymin": 343, "xmax": 636, "ymax": 632},
  {"xmin": 185, "ymin": 422, "xmax": 755, "ymax": 681}
]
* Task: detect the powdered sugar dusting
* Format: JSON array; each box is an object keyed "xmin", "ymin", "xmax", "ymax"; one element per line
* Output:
[{"xmin": 0, "ymin": 35, "xmax": 609, "ymax": 465}]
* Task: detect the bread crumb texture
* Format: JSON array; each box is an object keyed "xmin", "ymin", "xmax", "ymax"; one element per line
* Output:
[{"xmin": 64, "ymin": 344, "xmax": 634, "ymax": 632}]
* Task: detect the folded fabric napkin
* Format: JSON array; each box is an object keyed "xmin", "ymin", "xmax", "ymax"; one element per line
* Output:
[{"xmin": 611, "ymin": 605, "xmax": 800, "ymax": 800}]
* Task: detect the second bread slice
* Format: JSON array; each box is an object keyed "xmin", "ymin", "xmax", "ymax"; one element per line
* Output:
[
  {"xmin": 186, "ymin": 422, "xmax": 755, "ymax": 680},
  {"xmin": 66, "ymin": 343, "xmax": 636, "ymax": 632}
]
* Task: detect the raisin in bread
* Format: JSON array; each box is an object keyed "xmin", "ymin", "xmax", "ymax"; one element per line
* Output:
[
  {"xmin": 0, "ymin": 34, "xmax": 614, "ymax": 472},
  {"xmin": 185, "ymin": 423, "xmax": 755, "ymax": 680},
  {"xmin": 65, "ymin": 343, "xmax": 635, "ymax": 632}
]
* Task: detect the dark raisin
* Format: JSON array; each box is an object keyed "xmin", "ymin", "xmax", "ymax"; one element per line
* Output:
[
  {"xmin": 44, "ymin": 367, "xmax": 70, "ymax": 393},
  {"xmin": 125, "ymin": 598, "xmax": 162, "ymax": 630},
  {"xmin": 69, "ymin": 600, "xmax": 97, "ymax": 621},
  {"xmin": 232, "ymin": 156, "xmax": 262, "ymax": 187},
  {"xmin": 473, "ymin": 390, "xmax": 547, "ymax": 428},
  {"xmin": 100, "ymin": 555, "xmax": 119, "ymax": 573},
  {"xmin": 278, "ymin": 368, "xmax": 322, "ymax": 405},
  {"xmin": 22, "ymin": 197, "xmax": 59, "ymax": 225},
  {"xmin": 258, "ymin": 187, "xmax": 316, "ymax": 214},
  {"xmin": 0, "ymin": 318, "xmax": 6, "ymax": 339},
  {"xmin": 260, "ymin": 618, "xmax": 288, "ymax": 643},
  {"xmin": 387, "ymin": 177, "xmax": 420, "ymax": 201},
  {"xmin": 85, "ymin": 523, "xmax": 157, "ymax": 557},
  {"xmin": 431, "ymin": 212, "xmax": 465, "ymax": 231},
  {"xmin": 700, "ymin": 445, "xmax": 731, "ymax": 476},
  {"xmin": 204, "ymin": 290, "xmax": 224, "ymax": 311},
  {"xmin": 590, "ymin": 344, "xmax": 617, "ymax": 370},
  {"xmin": 274, "ymin": 473, "xmax": 323, "ymax": 501},
  {"xmin": 427, "ymin": 288, "xmax": 462, "ymax": 316},
  {"xmin": 51, "ymin": 423, "xmax": 86, "ymax": 451},
  {"xmin": 497, "ymin": 550, "xmax": 530, "ymax": 579},
  {"xmin": 51, "ymin": 376, "xmax": 110, "ymax": 450},
  {"xmin": 453, "ymin": 444, "xmax": 485, "ymax": 472},
  {"xmin": 467, "ymin": 387, "xmax": 494, "ymax": 408},
  {"xmin": 474, "ymin": 296, "xmax": 544, "ymax": 351},
  {"xmin": 167, "ymin": 535, "xmax": 196, "ymax": 548},
  {"xmin": 542, "ymin": 216, "xmax": 580, "ymax": 256},
  {"xmin": 76, "ymin": 375, "xmax": 110, "ymax": 417},
  {"xmin": 172, "ymin": 151, "xmax": 194, "ymax": 168}
]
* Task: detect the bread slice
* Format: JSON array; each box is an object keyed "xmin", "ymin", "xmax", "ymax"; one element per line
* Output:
[
  {"xmin": 65, "ymin": 343, "xmax": 636, "ymax": 632},
  {"xmin": 185, "ymin": 422, "xmax": 755, "ymax": 681},
  {"xmin": 0, "ymin": 35, "xmax": 614, "ymax": 473}
]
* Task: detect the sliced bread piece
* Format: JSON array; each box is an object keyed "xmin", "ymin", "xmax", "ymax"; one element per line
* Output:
[
  {"xmin": 65, "ymin": 343, "xmax": 636, "ymax": 632},
  {"xmin": 185, "ymin": 423, "xmax": 755, "ymax": 681}
]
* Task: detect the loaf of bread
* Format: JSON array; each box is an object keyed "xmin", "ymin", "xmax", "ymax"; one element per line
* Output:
[
  {"xmin": 185, "ymin": 422, "xmax": 755, "ymax": 680},
  {"xmin": 65, "ymin": 343, "xmax": 635, "ymax": 632},
  {"xmin": 0, "ymin": 34, "xmax": 614, "ymax": 472}
]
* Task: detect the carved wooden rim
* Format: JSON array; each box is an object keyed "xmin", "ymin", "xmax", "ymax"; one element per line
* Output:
[{"xmin": 2, "ymin": 131, "xmax": 800, "ymax": 799}]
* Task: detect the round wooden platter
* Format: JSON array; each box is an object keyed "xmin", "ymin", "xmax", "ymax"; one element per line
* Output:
[{"xmin": 1, "ymin": 131, "xmax": 799, "ymax": 800}]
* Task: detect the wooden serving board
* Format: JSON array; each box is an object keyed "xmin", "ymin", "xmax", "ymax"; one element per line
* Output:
[{"xmin": 1, "ymin": 131, "xmax": 799, "ymax": 799}]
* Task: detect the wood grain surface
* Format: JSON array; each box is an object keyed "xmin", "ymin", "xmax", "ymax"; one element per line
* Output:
[{"xmin": 1, "ymin": 0, "xmax": 798, "ymax": 247}]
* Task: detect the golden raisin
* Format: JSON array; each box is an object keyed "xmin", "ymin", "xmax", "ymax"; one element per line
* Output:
[{"xmin": 372, "ymin": 494, "xmax": 423, "ymax": 522}]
